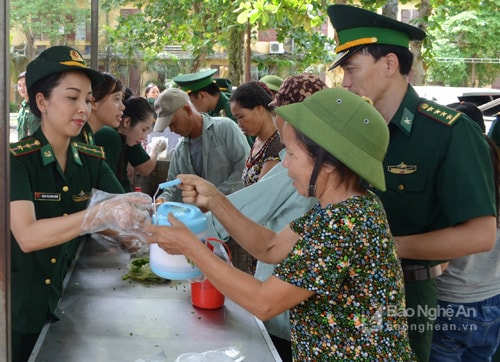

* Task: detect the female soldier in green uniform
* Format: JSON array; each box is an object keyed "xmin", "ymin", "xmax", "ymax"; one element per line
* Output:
[{"xmin": 10, "ymin": 46, "xmax": 150, "ymax": 362}]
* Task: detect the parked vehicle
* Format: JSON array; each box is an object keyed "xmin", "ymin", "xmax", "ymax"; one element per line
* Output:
[{"xmin": 414, "ymin": 86, "xmax": 500, "ymax": 131}]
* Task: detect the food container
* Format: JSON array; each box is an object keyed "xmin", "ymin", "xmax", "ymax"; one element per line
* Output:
[
  {"xmin": 150, "ymin": 202, "xmax": 207, "ymax": 280},
  {"xmin": 191, "ymin": 239, "xmax": 231, "ymax": 309},
  {"xmin": 191, "ymin": 278, "xmax": 225, "ymax": 309}
]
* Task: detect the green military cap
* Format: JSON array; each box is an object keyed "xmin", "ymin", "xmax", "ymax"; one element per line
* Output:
[
  {"xmin": 275, "ymin": 88, "xmax": 389, "ymax": 191},
  {"xmin": 327, "ymin": 4, "xmax": 426, "ymax": 69},
  {"xmin": 173, "ymin": 69, "xmax": 218, "ymax": 94},
  {"xmin": 26, "ymin": 45, "xmax": 103, "ymax": 91},
  {"xmin": 214, "ymin": 78, "xmax": 233, "ymax": 92},
  {"xmin": 259, "ymin": 75, "xmax": 283, "ymax": 92}
]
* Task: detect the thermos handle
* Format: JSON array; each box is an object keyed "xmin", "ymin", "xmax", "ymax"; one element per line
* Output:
[
  {"xmin": 158, "ymin": 179, "xmax": 181, "ymax": 190},
  {"xmin": 152, "ymin": 179, "xmax": 182, "ymax": 218}
]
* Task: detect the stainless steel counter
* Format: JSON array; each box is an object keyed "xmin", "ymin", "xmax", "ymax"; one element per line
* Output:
[{"xmin": 29, "ymin": 237, "xmax": 281, "ymax": 362}]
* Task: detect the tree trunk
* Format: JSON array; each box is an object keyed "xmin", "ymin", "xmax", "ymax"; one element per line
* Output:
[
  {"xmin": 382, "ymin": 0, "xmax": 398, "ymax": 18},
  {"xmin": 190, "ymin": 49, "xmax": 207, "ymax": 73},
  {"xmin": 227, "ymin": 26, "xmax": 244, "ymax": 86},
  {"xmin": 244, "ymin": 21, "xmax": 251, "ymax": 82},
  {"xmin": 410, "ymin": 0, "xmax": 431, "ymax": 85},
  {"xmin": 24, "ymin": 30, "xmax": 36, "ymax": 60}
]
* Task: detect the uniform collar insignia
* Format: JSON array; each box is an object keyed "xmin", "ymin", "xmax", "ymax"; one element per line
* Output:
[
  {"xmin": 71, "ymin": 142, "xmax": 83, "ymax": 166},
  {"xmin": 41, "ymin": 144, "xmax": 55, "ymax": 166},
  {"xmin": 388, "ymin": 162, "xmax": 417, "ymax": 174},
  {"xmin": 399, "ymin": 107, "xmax": 414, "ymax": 133}
]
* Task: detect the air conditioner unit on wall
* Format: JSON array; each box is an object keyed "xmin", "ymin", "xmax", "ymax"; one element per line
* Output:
[{"xmin": 269, "ymin": 41, "xmax": 285, "ymax": 54}]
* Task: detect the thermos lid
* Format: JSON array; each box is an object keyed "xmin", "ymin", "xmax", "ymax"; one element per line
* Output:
[{"xmin": 153, "ymin": 202, "xmax": 207, "ymax": 234}]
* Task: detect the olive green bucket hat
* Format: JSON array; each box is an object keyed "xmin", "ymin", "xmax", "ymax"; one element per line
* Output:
[
  {"xmin": 26, "ymin": 46, "xmax": 104, "ymax": 91},
  {"xmin": 259, "ymin": 75, "xmax": 284, "ymax": 92},
  {"xmin": 275, "ymin": 88, "xmax": 389, "ymax": 191}
]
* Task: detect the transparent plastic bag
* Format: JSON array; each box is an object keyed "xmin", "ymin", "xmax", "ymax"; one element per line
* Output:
[{"xmin": 81, "ymin": 188, "xmax": 153, "ymax": 253}]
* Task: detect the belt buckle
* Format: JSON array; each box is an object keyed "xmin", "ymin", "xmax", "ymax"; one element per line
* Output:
[{"xmin": 402, "ymin": 264, "xmax": 442, "ymax": 282}]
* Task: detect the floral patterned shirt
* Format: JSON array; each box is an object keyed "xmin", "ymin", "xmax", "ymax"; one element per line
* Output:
[
  {"xmin": 275, "ymin": 192, "xmax": 415, "ymax": 361},
  {"xmin": 241, "ymin": 130, "xmax": 283, "ymax": 186}
]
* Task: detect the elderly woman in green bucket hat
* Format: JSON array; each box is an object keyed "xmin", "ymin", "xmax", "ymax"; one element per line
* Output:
[{"xmin": 146, "ymin": 88, "xmax": 415, "ymax": 361}]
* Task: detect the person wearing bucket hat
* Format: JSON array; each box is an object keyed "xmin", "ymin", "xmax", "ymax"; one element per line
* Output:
[
  {"xmin": 200, "ymin": 73, "xmax": 326, "ymax": 361},
  {"xmin": 147, "ymin": 88, "xmax": 415, "ymax": 360},
  {"xmin": 328, "ymin": 5, "xmax": 497, "ymax": 361},
  {"xmin": 259, "ymin": 75, "xmax": 283, "ymax": 95},
  {"xmin": 9, "ymin": 45, "xmax": 153, "ymax": 362},
  {"xmin": 153, "ymin": 87, "xmax": 249, "ymax": 203}
]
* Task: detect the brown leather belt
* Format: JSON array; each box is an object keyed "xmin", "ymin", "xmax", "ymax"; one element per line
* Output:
[{"xmin": 402, "ymin": 264, "xmax": 442, "ymax": 282}]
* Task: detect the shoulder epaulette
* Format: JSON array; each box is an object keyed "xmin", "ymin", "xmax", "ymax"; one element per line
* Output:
[
  {"xmin": 418, "ymin": 101, "xmax": 462, "ymax": 126},
  {"xmin": 72, "ymin": 141, "xmax": 106, "ymax": 159},
  {"xmin": 10, "ymin": 138, "xmax": 41, "ymax": 157}
]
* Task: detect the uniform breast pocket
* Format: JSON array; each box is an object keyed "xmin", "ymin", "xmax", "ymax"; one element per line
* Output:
[{"xmin": 385, "ymin": 171, "xmax": 427, "ymax": 194}]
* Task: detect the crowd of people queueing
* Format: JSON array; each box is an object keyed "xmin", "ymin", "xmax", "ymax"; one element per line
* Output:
[{"xmin": 9, "ymin": 4, "xmax": 500, "ymax": 362}]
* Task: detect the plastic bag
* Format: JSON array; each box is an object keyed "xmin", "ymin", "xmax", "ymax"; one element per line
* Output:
[
  {"xmin": 80, "ymin": 189, "xmax": 153, "ymax": 253},
  {"xmin": 175, "ymin": 347, "xmax": 245, "ymax": 361}
]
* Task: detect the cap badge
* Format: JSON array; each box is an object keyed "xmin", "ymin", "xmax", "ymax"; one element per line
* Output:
[{"xmin": 70, "ymin": 50, "xmax": 84, "ymax": 62}]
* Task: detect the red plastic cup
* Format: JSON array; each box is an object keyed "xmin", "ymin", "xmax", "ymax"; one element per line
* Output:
[{"xmin": 191, "ymin": 279, "xmax": 225, "ymax": 309}]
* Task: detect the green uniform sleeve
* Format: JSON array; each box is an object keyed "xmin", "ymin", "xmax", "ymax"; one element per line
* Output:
[
  {"xmin": 94, "ymin": 126, "xmax": 122, "ymax": 173},
  {"xmin": 127, "ymin": 144, "xmax": 150, "ymax": 167},
  {"xmin": 438, "ymin": 118, "xmax": 496, "ymax": 223}
]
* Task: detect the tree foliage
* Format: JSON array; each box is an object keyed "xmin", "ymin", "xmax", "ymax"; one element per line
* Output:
[
  {"xmin": 101, "ymin": 0, "xmax": 248, "ymax": 84},
  {"xmin": 425, "ymin": 0, "xmax": 500, "ymax": 86},
  {"xmin": 10, "ymin": 0, "xmax": 88, "ymax": 60},
  {"xmin": 100, "ymin": 0, "xmax": 404, "ymax": 85},
  {"xmin": 12, "ymin": 0, "xmax": 498, "ymax": 88}
]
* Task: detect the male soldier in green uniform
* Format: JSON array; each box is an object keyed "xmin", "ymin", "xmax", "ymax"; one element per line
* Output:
[
  {"xmin": 173, "ymin": 69, "xmax": 253, "ymax": 145},
  {"xmin": 328, "ymin": 5, "xmax": 497, "ymax": 361},
  {"xmin": 173, "ymin": 69, "xmax": 233, "ymax": 120},
  {"xmin": 214, "ymin": 77, "xmax": 233, "ymax": 99}
]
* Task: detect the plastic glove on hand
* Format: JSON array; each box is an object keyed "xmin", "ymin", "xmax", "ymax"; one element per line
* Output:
[{"xmin": 80, "ymin": 189, "xmax": 153, "ymax": 237}]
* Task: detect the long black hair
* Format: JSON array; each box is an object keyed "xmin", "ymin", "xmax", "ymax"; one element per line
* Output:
[
  {"xmin": 230, "ymin": 81, "xmax": 274, "ymax": 112},
  {"xmin": 123, "ymin": 96, "xmax": 155, "ymax": 127}
]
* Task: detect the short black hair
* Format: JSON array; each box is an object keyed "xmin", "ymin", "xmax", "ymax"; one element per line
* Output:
[
  {"xmin": 190, "ymin": 82, "xmax": 220, "ymax": 97},
  {"xmin": 356, "ymin": 44, "xmax": 414, "ymax": 75}
]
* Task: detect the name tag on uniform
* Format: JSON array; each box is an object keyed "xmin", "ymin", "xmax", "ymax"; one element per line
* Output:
[{"xmin": 34, "ymin": 192, "xmax": 61, "ymax": 201}]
